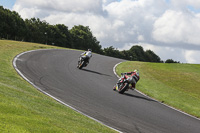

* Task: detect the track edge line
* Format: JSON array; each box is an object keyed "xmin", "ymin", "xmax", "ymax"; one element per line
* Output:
[
  {"xmin": 13, "ymin": 49, "xmax": 122, "ymax": 133},
  {"xmin": 113, "ymin": 61, "xmax": 200, "ymax": 121}
]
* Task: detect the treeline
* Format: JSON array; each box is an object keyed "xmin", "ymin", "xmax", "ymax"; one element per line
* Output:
[
  {"xmin": 0, "ymin": 6, "xmax": 179, "ymax": 63},
  {"xmin": 103, "ymin": 46, "xmax": 161, "ymax": 62},
  {"xmin": 0, "ymin": 6, "xmax": 102, "ymax": 53}
]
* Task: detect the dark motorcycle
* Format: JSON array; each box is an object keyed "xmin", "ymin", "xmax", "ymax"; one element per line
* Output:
[
  {"xmin": 77, "ymin": 56, "xmax": 89, "ymax": 69},
  {"xmin": 113, "ymin": 73, "xmax": 131, "ymax": 94}
]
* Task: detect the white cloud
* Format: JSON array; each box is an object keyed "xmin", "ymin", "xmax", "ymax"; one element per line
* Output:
[
  {"xmin": 137, "ymin": 35, "xmax": 145, "ymax": 41},
  {"xmin": 14, "ymin": 0, "xmax": 104, "ymax": 18},
  {"xmin": 16, "ymin": 0, "xmax": 103, "ymax": 12},
  {"xmin": 152, "ymin": 10, "xmax": 200, "ymax": 45},
  {"xmin": 101, "ymin": 0, "xmax": 167, "ymax": 45},
  {"xmin": 185, "ymin": 50, "xmax": 200, "ymax": 64},
  {"xmin": 171, "ymin": 0, "xmax": 200, "ymax": 9},
  {"xmin": 13, "ymin": 0, "xmax": 200, "ymax": 63}
]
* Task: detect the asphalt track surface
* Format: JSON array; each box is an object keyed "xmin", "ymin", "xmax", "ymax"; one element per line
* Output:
[{"xmin": 14, "ymin": 49, "xmax": 200, "ymax": 133}]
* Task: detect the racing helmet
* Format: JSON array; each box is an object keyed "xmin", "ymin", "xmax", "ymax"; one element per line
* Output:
[
  {"xmin": 134, "ymin": 69, "xmax": 139, "ymax": 76},
  {"xmin": 88, "ymin": 49, "xmax": 92, "ymax": 51}
]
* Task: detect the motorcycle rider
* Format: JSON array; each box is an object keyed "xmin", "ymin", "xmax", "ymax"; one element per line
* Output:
[
  {"xmin": 113, "ymin": 69, "xmax": 140, "ymax": 91},
  {"xmin": 78, "ymin": 49, "xmax": 92, "ymax": 67}
]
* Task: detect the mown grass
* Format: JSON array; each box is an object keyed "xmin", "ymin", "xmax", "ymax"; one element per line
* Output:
[
  {"xmin": 116, "ymin": 61, "xmax": 200, "ymax": 118},
  {"xmin": 0, "ymin": 40, "xmax": 117, "ymax": 133}
]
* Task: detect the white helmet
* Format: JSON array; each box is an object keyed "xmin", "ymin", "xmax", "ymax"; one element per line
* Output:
[{"xmin": 134, "ymin": 69, "xmax": 139, "ymax": 76}]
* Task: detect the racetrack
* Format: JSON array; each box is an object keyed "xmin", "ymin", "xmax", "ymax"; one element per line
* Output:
[{"xmin": 14, "ymin": 49, "xmax": 200, "ymax": 133}]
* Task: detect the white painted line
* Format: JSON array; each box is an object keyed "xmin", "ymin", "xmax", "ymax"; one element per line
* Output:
[
  {"xmin": 13, "ymin": 49, "xmax": 122, "ymax": 133},
  {"xmin": 113, "ymin": 62, "xmax": 122, "ymax": 79},
  {"xmin": 113, "ymin": 62, "xmax": 200, "ymax": 121}
]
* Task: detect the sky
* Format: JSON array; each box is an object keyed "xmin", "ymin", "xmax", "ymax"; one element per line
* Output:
[{"xmin": 1, "ymin": 0, "xmax": 200, "ymax": 64}]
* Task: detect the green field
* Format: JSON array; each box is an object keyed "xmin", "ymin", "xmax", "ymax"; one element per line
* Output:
[
  {"xmin": 0, "ymin": 40, "xmax": 117, "ymax": 132},
  {"xmin": 116, "ymin": 61, "xmax": 200, "ymax": 118},
  {"xmin": 1, "ymin": 40, "xmax": 200, "ymax": 132}
]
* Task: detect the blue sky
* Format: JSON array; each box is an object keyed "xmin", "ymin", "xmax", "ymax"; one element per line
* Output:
[
  {"xmin": 0, "ymin": 0, "xmax": 15, "ymax": 9},
  {"xmin": 187, "ymin": 5, "xmax": 200, "ymax": 13}
]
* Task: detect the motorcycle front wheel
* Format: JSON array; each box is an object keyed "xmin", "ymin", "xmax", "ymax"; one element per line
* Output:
[
  {"xmin": 118, "ymin": 83, "xmax": 129, "ymax": 94},
  {"xmin": 78, "ymin": 61, "xmax": 85, "ymax": 69}
]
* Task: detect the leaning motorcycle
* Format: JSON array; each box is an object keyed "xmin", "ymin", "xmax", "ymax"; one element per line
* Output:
[
  {"xmin": 77, "ymin": 56, "xmax": 89, "ymax": 69},
  {"xmin": 113, "ymin": 74, "xmax": 131, "ymax": 94}
]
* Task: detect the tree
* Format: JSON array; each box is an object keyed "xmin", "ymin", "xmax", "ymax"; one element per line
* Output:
[
  {"xmin": 24, "ymin": 18, "xmax": 47, "ymax": 43},
  {"xmin": 103, "ymin": 46, "xmax": 122, "ymax": 58},
  {"xmin": 165, "ymin": 59, "xmax": 180, "ymax": 63},
  {"xmin": 0, "ymin": 6, "xmax": 26, "ymax": 40},
  {"xmin": 128, "ymin": 45, "xmax": 147, "ymax": 61},
  {"xmin": 54, "ymin": 24, "xmax": 72, "ymax": 48},
  {"xmin": 0, "ymin": 6, "xmax": 6, "ymax": 38},
  {"xmin": 70, "ymin": 25, "xmax": 102, "ymax": 53},
  {"xmin": 120, "ymin": 50, "xmax": 131, "ymax": 60},
  {"xmin": 145, "ymin": 50, "xmax": 161, "ymax": 62}
]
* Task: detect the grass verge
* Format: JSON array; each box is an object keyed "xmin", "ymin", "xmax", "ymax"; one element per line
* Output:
[
  {"xmin": 0, "ymin": 40, "xmax": 117, "ymax": 133},
  {"xmin": 116, "ymin": 61, "xmax": 200, "ymax": 118}
]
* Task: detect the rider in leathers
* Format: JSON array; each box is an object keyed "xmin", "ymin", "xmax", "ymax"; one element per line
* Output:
[
  {"xmin": 78, "ymin": 49, "xmax": 92, "ymax": 67},
  {"xmin": 114, "ymin": 69, "xmax": 140, "ymax": 91}
]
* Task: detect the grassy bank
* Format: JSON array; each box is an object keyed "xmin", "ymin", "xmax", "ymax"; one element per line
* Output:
[
  {"xmin": 0, "ymin": 40, "xmax": 117, "ymax": 132},
  {"xmin": 116, "ymin": 61, "xmax": 200, "ymax": 118}
]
